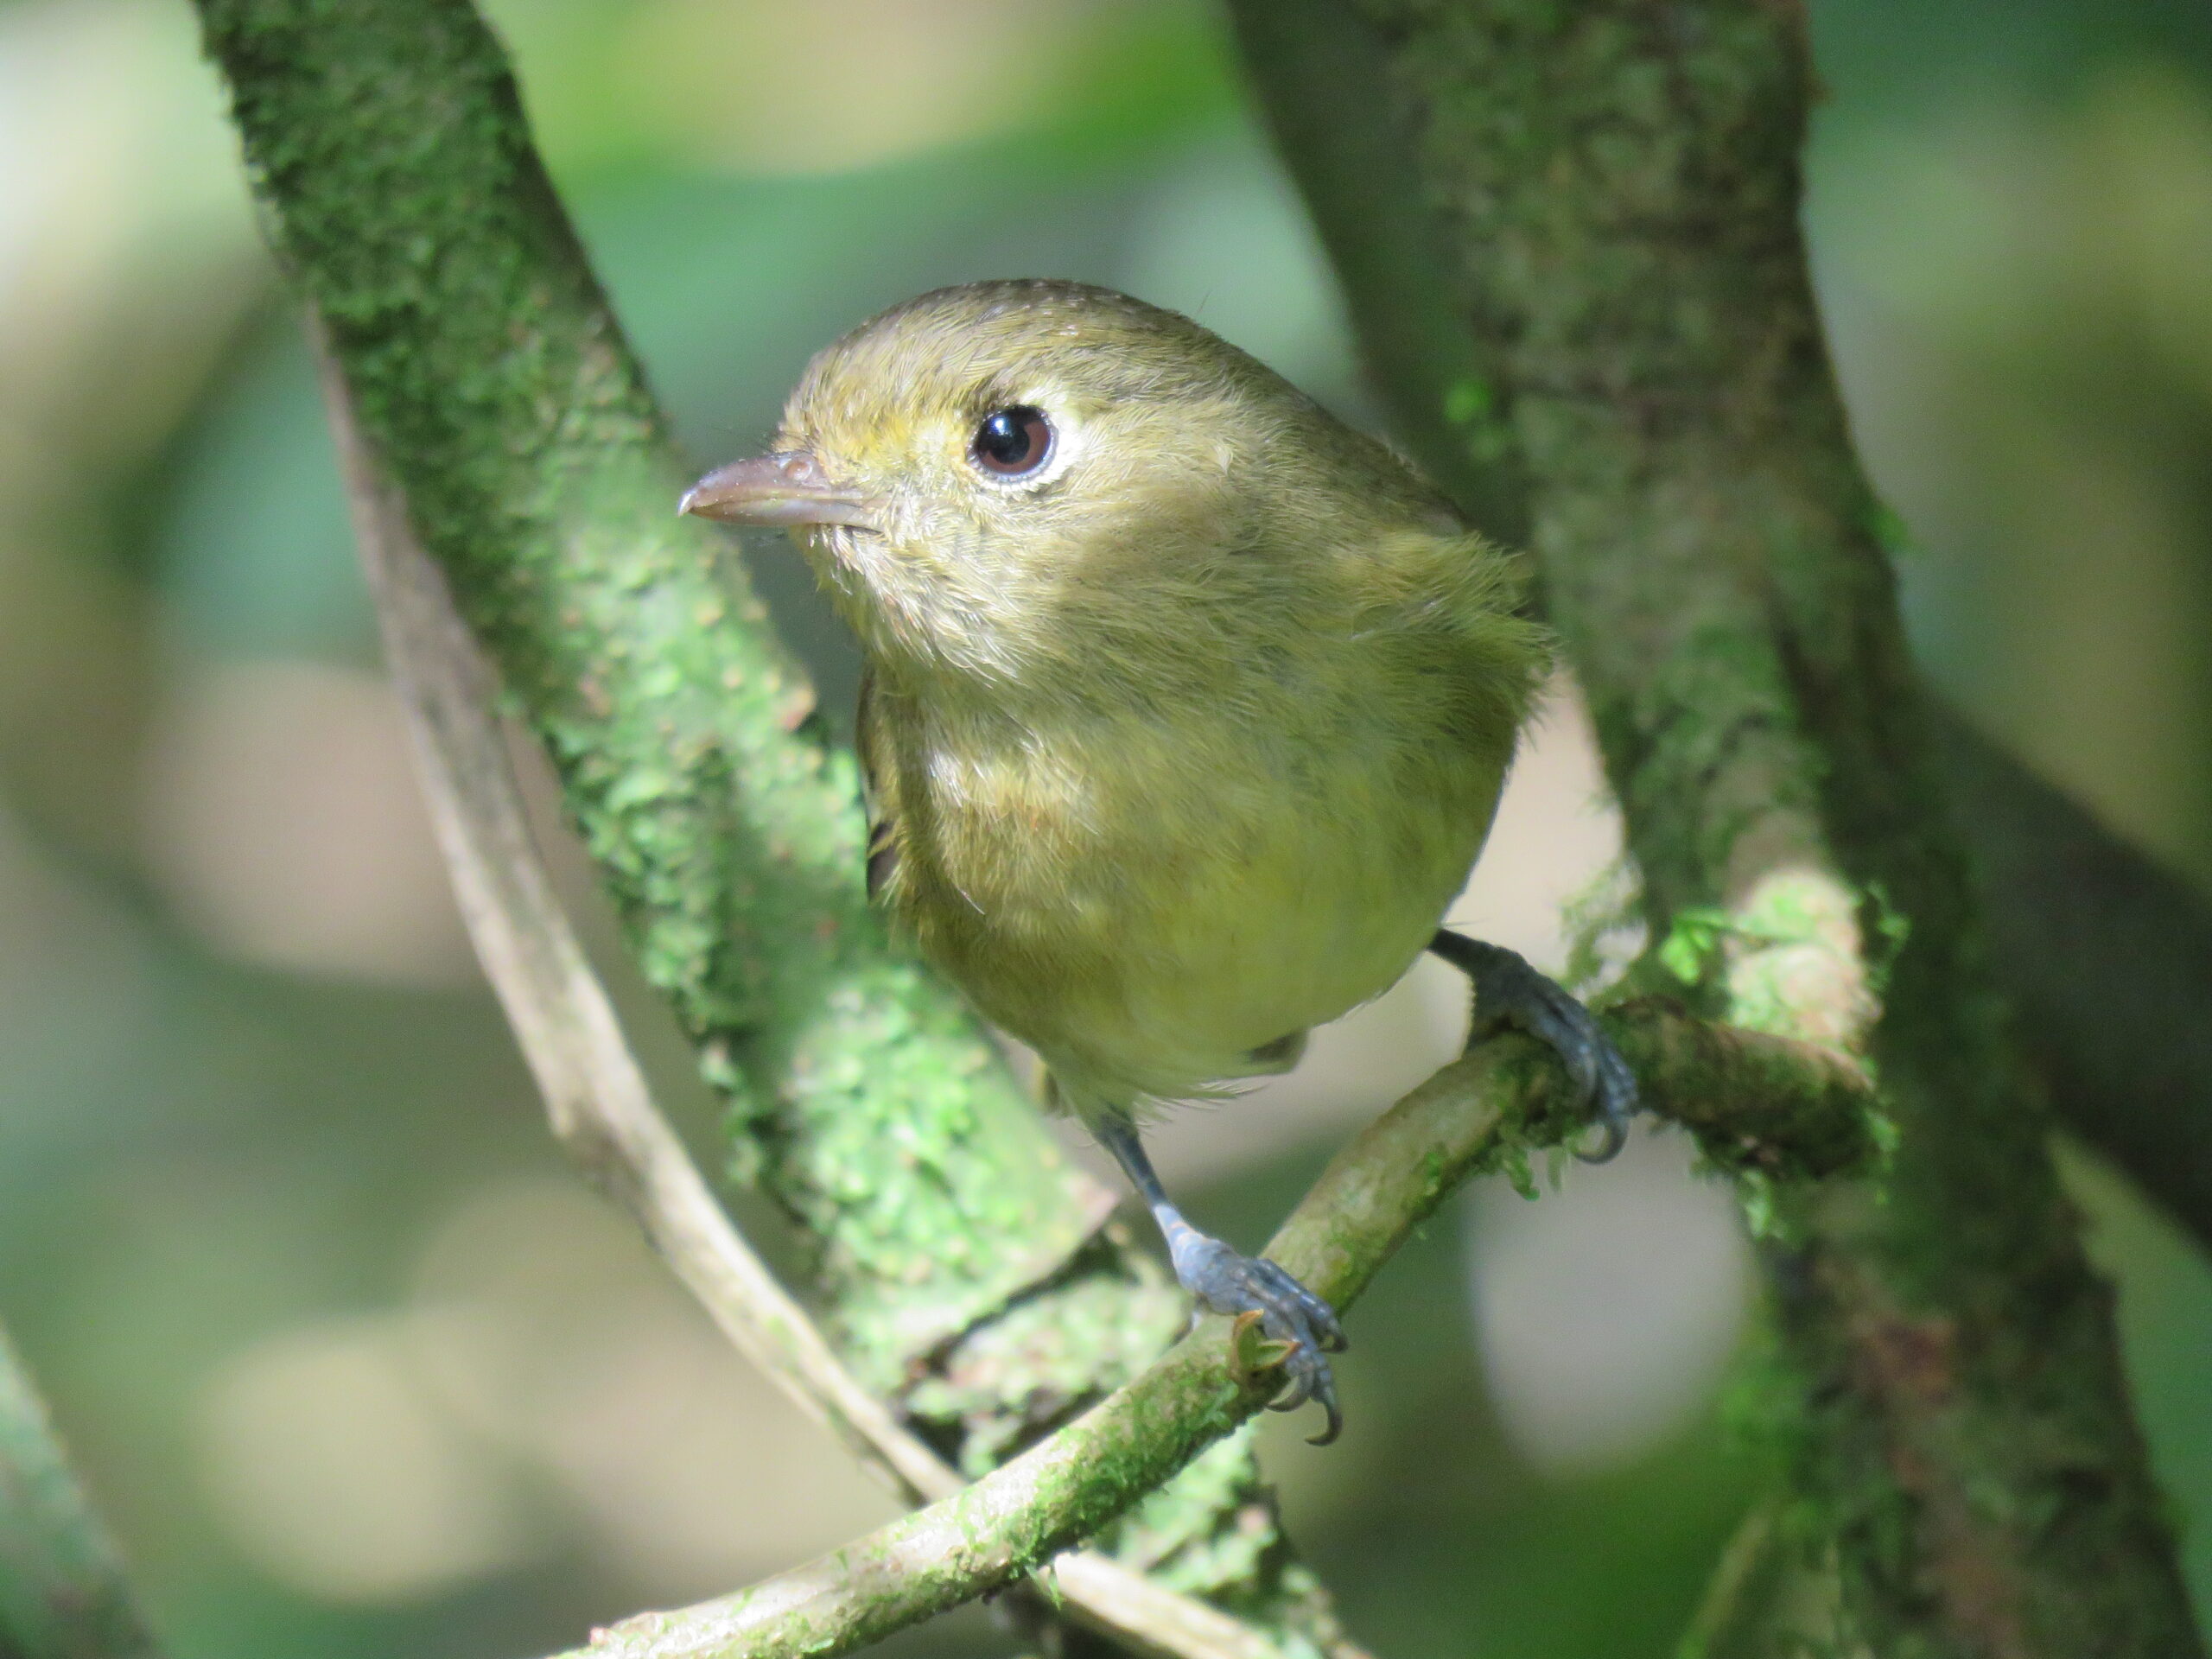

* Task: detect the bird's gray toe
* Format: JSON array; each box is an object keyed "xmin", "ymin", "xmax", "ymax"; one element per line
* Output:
[{"xmin": 1170, "ymin": 1236, "xmax": 1344, "ymax": 1444}]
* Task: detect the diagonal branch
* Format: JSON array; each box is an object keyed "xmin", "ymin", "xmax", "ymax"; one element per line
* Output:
[
  {"xmin": 0, "ymin": 1323, "xmax": 162, "ymax": 1659},
  {"xmin": 316, "ymin": 339, "xmax": 1289, "ymax": 1659},
  {"xmin": 1927, "ymin": 703, "xmax": 2212, "ymax": 1255},
  {"xmin": 553, "ymin": 1010, "xmax": 1877, "ymax": 1659}
]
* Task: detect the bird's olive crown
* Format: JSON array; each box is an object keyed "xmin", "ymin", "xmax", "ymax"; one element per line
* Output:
[
  {"xmin": 750, "ymin": 280, "xmax": 1472, "ymax": 684},
  {"xmin": 776, "ymin": 279, "xmax": 1445, "ymax": 534}
]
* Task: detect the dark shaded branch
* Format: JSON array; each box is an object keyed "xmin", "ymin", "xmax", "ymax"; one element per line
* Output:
[
  {"xmin": 559, "ymin": 1009, "xmax": 1878, "ymax": 1659},
  {"xmin": 1930, "ymin": 704, "xmax": 2212, "ymax": 1253},
  {"xmin": 0, "ymin": 1326, "xmax": 161, "ymax": 1659}
]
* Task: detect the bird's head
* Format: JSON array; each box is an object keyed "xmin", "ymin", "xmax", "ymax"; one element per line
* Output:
[{"xmin": 682, "ymin": 280, "xmax": 1452, "ymax": 689}]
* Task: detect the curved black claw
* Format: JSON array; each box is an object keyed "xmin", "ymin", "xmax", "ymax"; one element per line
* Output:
[
  {"xmin": 1430, "ymin": 932, "xmax": 1639, "ymax": 1162},
  {"xmin": 1170, "ymin": 1233, "xmax": 1345, "ymax": 1445}
]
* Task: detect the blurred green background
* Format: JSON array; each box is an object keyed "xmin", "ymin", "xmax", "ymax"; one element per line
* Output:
[{"xmin": 0, "ymin": 1, "xmax": 2207, "ymax": 1656}]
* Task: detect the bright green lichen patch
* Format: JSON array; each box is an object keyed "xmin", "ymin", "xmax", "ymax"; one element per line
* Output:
[
  {"xmin": 1721, "ymin": 867, "xmax": 1876, "ymax": 1052},
  {"xmin": 1098, "ymin": 1427, "xmax": 1305, "ymax": 1619}
]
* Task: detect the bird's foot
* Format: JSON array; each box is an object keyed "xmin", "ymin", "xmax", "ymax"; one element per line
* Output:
[
  {"xmin": 1168, "ymin": 1231, "xmax": 1345, "ymax": 1445},
  {"xmin": 1433, "ymin": 932, "xmax": 1638, "ymax": 1162}
]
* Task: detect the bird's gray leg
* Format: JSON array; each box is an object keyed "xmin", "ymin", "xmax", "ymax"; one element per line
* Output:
[
  {"xmin": 1429, "ymin": 930, "xmax": 1639, "ymax": 1161},
  {"xmin": 1093, "ymin": 1115, "xmax": 1346, "ymax": 1445}
]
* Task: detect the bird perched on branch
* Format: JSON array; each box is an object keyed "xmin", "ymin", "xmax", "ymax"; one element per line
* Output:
[{"xmin": 683, "ymin": 280, "xmax": 1636, "ymax": 1442}]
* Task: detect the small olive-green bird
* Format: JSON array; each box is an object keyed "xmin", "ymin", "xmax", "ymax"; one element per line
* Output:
[{"xmin": 684, "ymin": 280, "xmax": 1634, "ymax": 1440}]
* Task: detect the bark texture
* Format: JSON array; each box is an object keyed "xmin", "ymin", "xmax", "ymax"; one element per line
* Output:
[
  {"xmin": 1230, "ymin": 3, "xmax": 2204, "ymax": 1655},
  {"xmin": 1226, "ymin": 0, "xmax": 2212, "ymax": 1270}
]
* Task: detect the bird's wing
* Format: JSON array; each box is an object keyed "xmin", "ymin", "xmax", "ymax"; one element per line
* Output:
[{"xmin": 855, "ymin": 667, "xmax": 899, "ymax": 902}]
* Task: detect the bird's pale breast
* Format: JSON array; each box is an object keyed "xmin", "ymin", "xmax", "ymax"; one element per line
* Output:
[{"xmin": 869, "ymin": 656, "xmax": 1507, "ymax": 1117}]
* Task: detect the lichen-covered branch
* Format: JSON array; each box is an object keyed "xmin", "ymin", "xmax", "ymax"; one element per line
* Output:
[
  {"xmin": 320, "ymin": 336, "xmax": 951, "ymax": 1507},
  {"xmin": 198, "ymin": 0, "xmax": 1102, "ymax": 1379},
  {"xmin": 557, "ymin": 1010, "xmax": 1878, "ymax": 1659},
  {"xmin": 193, "ymin": 0, "xmax": 1340, "ymax": 1646},
  {"xmin": 1229, "ymin": 2, "xmax": 2203, "ymax": 1653},
  {"xmin": 0, "ymin": 1325, "xmax": 162, "ymax": 1659}
]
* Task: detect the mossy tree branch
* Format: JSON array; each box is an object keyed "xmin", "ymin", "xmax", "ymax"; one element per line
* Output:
[
  {"xmin": 553, "ymin": 1011, "xmax": 1879, "ymax": 1659},
  {"xmin": 0, "ymin": 1325, "xmax": 162, "ymax": 1659},
  {"xmin": 192, "ymin": 0, "xmax": 1347, "ymax": 1649},
  {"xmin": 200, "ymin": 0, "xmax": 1104, "ymax": 1370},
  {"xmin": 1229, "ymin": 2, "xmax": 2204, "ymax": 1653},
  {"xmin": 1217, "ymin": 0, "xmax": 2212, "ymax": 1266}
]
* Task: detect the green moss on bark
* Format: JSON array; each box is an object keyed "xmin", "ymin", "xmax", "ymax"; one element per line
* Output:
[
  {"xmin": 202, "ymin": 0, "xmax": 1106, "ymax": 1364},
  {"xmin": 1233, "ymin": 2, "xmax": 2202, "ymax": 1654}
]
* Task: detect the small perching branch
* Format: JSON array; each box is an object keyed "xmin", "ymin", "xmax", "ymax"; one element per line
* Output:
[
  {"xmin": 0, "ymin": 1324, "xmax": 162, "ymax": 1659},
  {"xmin": 318, "ymin": 346, "xmax": 1289, "ymax": 1659},
  {"xmin": 556, "ymin": 1014, "xmax": 1877, "ymax": 1659}
]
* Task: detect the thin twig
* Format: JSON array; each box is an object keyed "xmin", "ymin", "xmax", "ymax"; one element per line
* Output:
[
  {"xmin": 315, "ymin": 340, "xmax": 1287, "ymax": 1659},
  {"xmin": 1677, "ymin": 1498, "xmax": 1793, "ymax": 1659},
  {"xmin": 561, "ymin": 1006, "xmax": 1876, "ymax": 1659},
  {"xmin": 0, "ymin": 1323, "xmax": 162, "ymax": 1659}
]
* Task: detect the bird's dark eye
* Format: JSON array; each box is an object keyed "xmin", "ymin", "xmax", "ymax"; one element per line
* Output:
[{"xmin": 970, "ymin": 406, "xmax": 1053, "ymax": 479}]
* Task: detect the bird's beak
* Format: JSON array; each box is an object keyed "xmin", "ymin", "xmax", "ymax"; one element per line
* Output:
[{"xmin": 678, "ymin": 453, "xmax": 880, "ymax": 531}]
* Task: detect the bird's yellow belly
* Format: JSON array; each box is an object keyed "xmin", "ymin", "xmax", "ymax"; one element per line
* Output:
[{"xmin": 893, "ymin": 718, "xmax": 1502, "ymax": 1111}]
